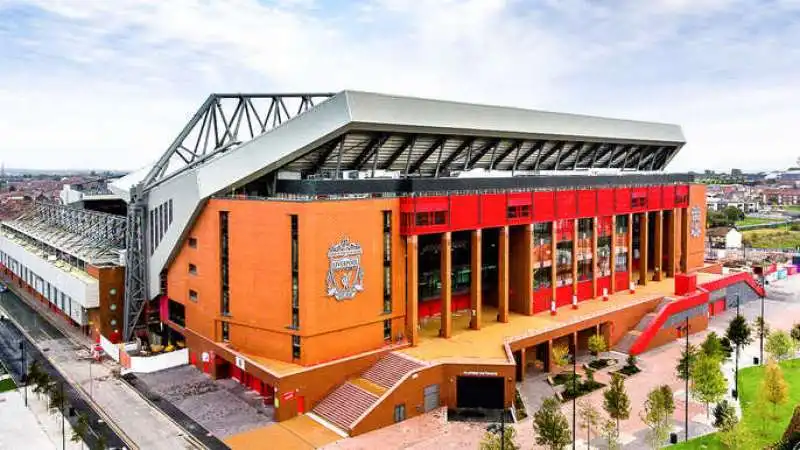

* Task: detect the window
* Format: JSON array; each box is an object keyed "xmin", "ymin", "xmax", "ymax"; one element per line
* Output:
[
  {"xmin": 507, "ymin": 204, "xmax": 531, "ymax": 219},
  {"xmin": 168, "ymin": 300, "xmax": 186, "ymax": 327},
  {"xmin": 533, "ymin": 267, "xmax": 551, "ymax": 290},
  {"xmin": 382, "ymin": 211, "xmax": 392, "ymax": 313},
  {"xmin": 414, "ymin": 211, "xmax": 447, "ymax": 226},
  {"xmin": 291, "ymin": 215, "xmax": 300, "ymax": 328},
  {"xmin": 292, "ymin": 335, "xmax": 301, "ymax": 360},
  {"xmin": 394, "ymin": 404, "xmax": 406, "ymax": 423},
  {"xmin": 384, "ymin": 319, "xmax": 392, "ymax": 342},
  {"xmin": 188, "ymin": 263, "xmax": 197, "ymax": 275},
  {"xmin": 615, "ymin": 215, "xmax": 629, "ymax": 234},
  {"xmin": 189, "ymin": 289, "xmax": 198, "ymax": 302},
  {"xmin": 220, "ymin": 211, "xmax": 230, "ymax": 316},
  {"xmin": 188, "ymin": 237, "xmax": 198, "ymax": 248},
  {"xmin": 168, "ymin": 199, "xmax": 173, "ymax": 224},
  {"xmin": 221, "ymin": 321, "xmax": 230, "ymax": 342}
]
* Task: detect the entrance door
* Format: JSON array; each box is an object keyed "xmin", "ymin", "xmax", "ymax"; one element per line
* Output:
[
  {"xmin": 456, "ymin": 376, "xmax": 504, "ymax": 409},
  {"xmin": 423, "ymin": 384, "xmax": 440, "ymax": 412}
]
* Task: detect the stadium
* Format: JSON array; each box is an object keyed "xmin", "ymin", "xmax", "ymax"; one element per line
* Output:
[{"xmin": 0, "ymin": 91, "xmax": 766, "ymax": 437}]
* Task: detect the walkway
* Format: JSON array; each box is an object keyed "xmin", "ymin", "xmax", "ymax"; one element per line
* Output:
[
  {"xmin": 0, "ymin": 283, "xmax": 201, "ymax": 450},
  {"xmin": 0, "ymin": 390, "xmax": 60, "ymax": 450}
]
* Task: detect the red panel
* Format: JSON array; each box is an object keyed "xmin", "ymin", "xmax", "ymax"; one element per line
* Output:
[
  {"xmin": 533, "ymin": 289, "xmax": 552, "ymax": 314},
  {"xmin": 449, "ymin": 194, "xmax": 481, "ymax": 230},
  {"xmin": 598, "ymin": 217, "xmax": 613, "ymax": 236},
  {"xmin": 418, "ymin": 294, "xmax": 471, "ymax": 318},
  {"xmin": 556, "ymin": 190, "xmax": 578, "ymax": 219},
  {"xmin": 414, "ymin": 196, "xmax": 449, "ymax": 212},
  {"xmin": 615, "ymin": 272, "xmax": 629, "ymax": 291},
  {"xmin": 615, "ymin": 188, "xmax": 631, "ymax": 213},
  {"xmin": 400, "ymin": 197, "xmax": 416, "ymax": 213},
  {"xmin": 631, "ymin": 187, "xmax": 648, "ymax": 211},
  {"xmin": 453, "ymin": 293, "xmax": 471, "ymax": 311},
  {"xmin": 597, "ymin": 189, "xmax": 615, "ymax": 216},
  {"xmin": 508, "ymin": 192, "xmax": 533, "ymax": 206},
  {"xmin": 556, "ymin": 285, "xmax": 573, "ymax": 308},
  {"xmin": 675, "ymin": 273, "xmax": 697, "ymax": 295},
  {"xmin": 675, "ymin": 185, "xmax": 690, "ymax": 207},
  {"xmin": 662, "ymin": 185, "xmax": 675, "ymax": 209},
  {"xmin": 577, "ymin": 190, "xmax": 597, "ymax": 217},
  {"xmin": 481, "ymin": 193, "xmax": 507, "ymax": 227},
  {"xmin": 556, "ymin": 219, "xmax": 574, "ymax": 241},
  {"xmin": 577, "ymin": 281, "xmax": 593, "ymax": 301},
  {"xmin": 597, "ymin": 276, "xmax": 612, "ymax": 295},
  {"xmin": 648, "ymin": 186, "xmax": 662, "ymax": 210},
  {"xmin": 533, "ymin": 191, "xmax": 555, "ymax": 222}
]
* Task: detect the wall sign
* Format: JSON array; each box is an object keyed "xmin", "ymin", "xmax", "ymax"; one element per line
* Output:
[
  {"xmin": 690, "ymin": 206, "xmax": 702, "ymax": 238},
  {"xmin": 235, "ymin": 356, "xmax": 246, "ymax": 370},
  {"xmin": 326, "ymin": 237, "xmax": 365, "ymax": 301},
  {"xmin": 462, "ymin": 371, "xmax": 499, "ymax": 377}
]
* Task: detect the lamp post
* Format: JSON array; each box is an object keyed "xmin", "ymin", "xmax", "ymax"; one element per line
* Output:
[
  {"xmin": 683, "ymin": 317, "xmax": 689, "ymax": 442},
  {"xmin": 759, "ymin": 274, "xmax": 766, "ymax": 365},
  {"xmin": 734, "ymin": 293, "xmax": 740, "ymax": 399},
  {"xmin": 60, "ymin": 381, "xmax": 65, "ymax": 450},
  {"xmin": 88, "ymin": 358, "xmax": 93, "ymax": 399},
  {"xmin": 572, "ymin": 340, "xmax": 577, "ymax": 450},
  {"xmin": 18, "ymin": 340, "xmax": 26, "ymax": 407}
]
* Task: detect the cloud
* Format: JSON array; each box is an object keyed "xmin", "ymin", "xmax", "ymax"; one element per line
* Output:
[{"xmin": 0, "ymin": 0, "xmax": 798, "ymax": 172}]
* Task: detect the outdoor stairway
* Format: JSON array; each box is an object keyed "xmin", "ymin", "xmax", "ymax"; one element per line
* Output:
[
  {"xmin": 312, "ymin": 382, "xmax": 379, "ymax": 431},
  {"xmin": 311, "ymin": 352, "xmax": 427, "ymax": 434},
  {"xmin": 614, "ymin": 331, "xmax": 641, "ymax": 354},
  {"xmin": 614, "ymin": 297, "xmax": 675, "ymax": 354},
  {"xmin": 362, "ymin": 352, "xmax": 425, "ymax": 388}
]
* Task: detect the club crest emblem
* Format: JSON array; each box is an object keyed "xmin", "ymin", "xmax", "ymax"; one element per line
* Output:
[
  {"xmin": 690, "ymin": 206, "xmax": 702, "ymax": 238},
  {"xmin": 326, "ymin": 237, "xmax": 364, "ymax": 301}
]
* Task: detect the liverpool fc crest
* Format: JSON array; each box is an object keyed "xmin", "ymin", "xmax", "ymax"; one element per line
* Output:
[
  {"xmin": 326, "ymin": 237, "xmax": 365, "ymax": 301},
  {"xmin": 690, "ymin": 206, "xmax": 702, "ymax": 238}
]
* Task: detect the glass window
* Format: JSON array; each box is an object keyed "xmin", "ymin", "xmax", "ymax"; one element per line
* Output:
[
  {"xmin": 384, "ymin": 319, "xmax": 392, "ymax": 342},
  {"xmin": 221, "ymin": 321, "xmax": 230, "ymax": 342},
  {"xmin": 292, "ymin": 335, "xmax": 301, "ymax": 359},
  {"xmin": 394, "ymin": 404, "xmax": 406, "ymax": 423},
  {"xmin": 189, "ymin": 290, "xmax": 198, "ymax": 302},
  {"xmin": 188, "ymin": 237, "xmax": 198, "ymax": 248}
]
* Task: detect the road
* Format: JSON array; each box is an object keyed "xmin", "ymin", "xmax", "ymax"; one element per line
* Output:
[{"xmin": 0, "ymin": 286, "xmax": 201, "ymax": 450}]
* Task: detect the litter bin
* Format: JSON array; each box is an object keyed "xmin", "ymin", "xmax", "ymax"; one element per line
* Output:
[
  {"xmin": 754, "ymin": 356, "xmax": 760, "ymax": 365},
  {"xmin": 732, "ymin": 389, "xmax": 738, "ymax": 399},
  {"xmin": 670, "ymin": 433, "xmax": 678, "ymax": 444}
]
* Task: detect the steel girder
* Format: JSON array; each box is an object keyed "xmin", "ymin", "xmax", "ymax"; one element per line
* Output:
[{"xmin": 123, "ymin": 190, "xmax": 149, "ymax": 341}]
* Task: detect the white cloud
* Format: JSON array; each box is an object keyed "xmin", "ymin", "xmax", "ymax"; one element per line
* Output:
[{"xmin": 0, "ymin": 0, "xmax": 799, "ymax": 172}]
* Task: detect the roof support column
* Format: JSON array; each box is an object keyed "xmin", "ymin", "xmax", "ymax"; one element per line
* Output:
[
  {"xmin": 639, "ymin": 212, "xmax": 649, "ymax": 286},
  {"xmin": 405, "ymin": 235, "xmax": 419, "ymax": 346},
  {"xmin": 627, "ymin": 213, "xmax": 633, "ymax": 287},
  {"xmin": 551, "ymin": 221, "xmax": 558, "ymax": 311},
  {"xmin": 523, "ymin": 224, "xmax": 534, "ymax": 315},
  {"xmin": 654, "ymin": 210, "xmax": 664, "ymax": 281},
  {"xmin": 667, "ymin": 209, "xmax": 676, "ymax": 277},
  {"xmin": 680, "ymin": 207, "xmax": 689, "ymax": 274},
  {"xmin": 592, "ymin": 217, "xmax": 599, "ymax": 298},
  {"xmin": 498, "ymin": 226, "xmax": 509, "ymax": 323},
  {"xmin": 440, "ymin": 232, "xmax": 452, "ymax": 338},
  {"xmin": 609, "ymin": 215, "xmax": 617, "ymax": 295},
  {"xmin": 470, "ymin": 229, "xmax": 482, "ymax": 330},
  {"xmin": 572, "ymin": 220, "xmax": 578, "ymax": 304}
]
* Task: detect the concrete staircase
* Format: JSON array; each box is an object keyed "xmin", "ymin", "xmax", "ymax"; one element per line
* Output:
[
  {"xmin": 614, "ymin": 297, "xmax": 675, "ymax": 354},
  {"xmin": 311, "ymin": 352, "xmax": 426, "ymax": 434}
]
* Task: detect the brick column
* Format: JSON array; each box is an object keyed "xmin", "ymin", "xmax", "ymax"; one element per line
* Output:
[
  {"xmin": 627, "ymin": 213, "xmax": 634, "ymax": 285},
  {"xmin": 610, "ymin": 215, "xmax": 616, "ymax": 294},
  {"xmin": 572, "ymin": 220, "xmax": 578, "ymax": 298},
  {"xmin": 518, "ymin": 349, "xmax": 527, "ymax": 381},
  {"xmin": 639, "ymin": 212, "xmax": 649, "ymax": 286},
  {"xmin": 470, "ymin": 229, "xmax": 482, "ymax": 330},
  {"xmin": 654, "ymin": 211, "xmax": 664, "ymax": 281},
  {"xmin": 498, "ymin": 226, "xmax": 510, "ymax": 323},
  {"xmin": 680, "ymin": 207, "xmax": 689, "ymax": 273},
  {"xmin": 405, "ymin": 235, "xmax": 419, "ymax": 346},
  {"xmin": 547, "ymin": 339, "xmax": 554, "ymax": 374},
  {"xmin": 551, "ymin": 221, "xmax": 557, "ymax": 308},
  {"xmin": 667, "ymin": 210, "xmax": 676, "ymax": 277},
  {"xmin": 440, "ymin": 231, "xmax": 452, "ymax": 338}
]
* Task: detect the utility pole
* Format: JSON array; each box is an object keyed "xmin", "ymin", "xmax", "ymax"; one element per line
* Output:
[
  {"xmin": 684, "ymin": 317, "xmax": 689, "ymax": 442},
  {"xmin": 734, "ymin": 293, "xmax": 740, "ymax": 399},
  {"xmin": 572, "ymin": 339, "xmax": 577, "ymax": 450},
  {"xmin": 19, "ymin": 341, "xmax": 27, "ymax": 407},
  {"xmin": 61, "ymin": 381, "xmax": 65, "ymax": 450},
  {"xmin": 759, "ymin": 274, "xmax": 766, "ymax": 365},
  {"xmin": 88, "ymin": 359, "xmax": 92, "ymax": 399}
]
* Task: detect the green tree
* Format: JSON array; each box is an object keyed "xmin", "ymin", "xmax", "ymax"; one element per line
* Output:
[
  {"xmin": 32, "ymin": 371, "xmax": 51, "ymax": 399},
  {"xmin": 551, "ymin": 344, "xmax": 570, "ymax": 374},
  {"xmin": 701, "ymin": 331, "xmax": 726, "ymax": 361},
  {"xmin": 726, "ymin": 314, "xmax": 753, "ymax": 394},
  {"xmin": 676, "ymin": 344, "xmax": 699, "ymax": 381},
  {"xmin": 765, "ymin": 329, "xmax": 796, "ymax": 362},
  {"xmin": 691, "ymin": 354, "xmax": 728, "ymax": 419},
  {"xmin": 479, "ymin": 425, "xmax": 520, "ymax": 450},
  {"xmin": 760, "ymin": 360, "xmax": 789, "ymax": 419},
  {"xmin": 588, "ymin": 334, "xmax": 607, "ymax": 362},
  {"xmin": 47, "ymin": 382, "xmax": 64, "ymax": 415},
  {"xmin": 723, "ymin": 206, "xmax": 745, "ymax": 225},
  {"xmin": 603, "ymin": 373, "xmax": 631, "ymax": 433},
  {"xmin": 640, "ymin": 385, "xmax": 674, "ymax": 449},
  {"xmin": 94, "ymin": 433, "xmax": 107, "ymax": 450},
  {"xmin": 532, "ymin": 397, "xmax": 572, "ymax": 450},
  {"xmin": 71, "ymin": 412, "xmax": 90, "ymax": 450},
  {"xmin": 600, "ymin": 417, "xmax": 621, "ymax": 450},
  {"xmin": 713, "ymin": 400, "xmax": 738, "ymax": 432},
  {"xmin": 719, "ymin": 422, "xmax": 755, "ymax": 449},
  {"xmin": 790, "ymin": 323, "xmax": 800, "ymax": 344},
  {"xmin": 625, "ymin": 354, "xmax": 637, "ymax": 368},
  {"xmin": 578, "ymin": 400, "xmax": 600, "ymax": 449}
]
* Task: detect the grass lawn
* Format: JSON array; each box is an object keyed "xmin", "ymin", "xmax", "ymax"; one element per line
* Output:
[
  {"xmin": 735, "ymin": 216, "xmax": 779, "ymax": 227},
  {"xmin": 742, "ymin": 228, "xmax": 800, "ymax": 249},
  {"xmin": 0, "ymin": 376, "xmax": 16, "ymax": 392},
  {"xmin": 670, "ymin": 358, "xmax": 800, "ymax": 449}
]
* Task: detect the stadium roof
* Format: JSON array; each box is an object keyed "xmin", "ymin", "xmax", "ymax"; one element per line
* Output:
[{"xmin": 112, "ymin": 90, "xmax": 685, "ymax": 201}]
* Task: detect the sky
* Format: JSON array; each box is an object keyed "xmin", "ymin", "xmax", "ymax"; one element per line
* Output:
[{"xmin": 0, "ymin": 0, "xmax": 799, "ymax": 173}]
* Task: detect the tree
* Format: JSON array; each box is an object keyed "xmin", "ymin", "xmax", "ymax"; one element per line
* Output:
[
  {"xmin": 71, "ymin": 412, "xmax": 90, "ymax": 450},
  {"xmin": 27, "ymin": 360, "xmax": 44, "ymax": 387},
  {"xmin": 726, "ymin": 315, "xmax": 753, "ymax": 395},
  {"xmin": 676, "ymin": 344, "xmax": 699, "ymax": 381},
  {"xmin": 713, "ymin": 400, "xmax": 738, "ymax": 432},
  {"xmin": 626, "ymin": 354, "xmax": 638, "ymax": 368},
  {"xmin": 578, "ymin": 400, "xmax": 601, "ymax": 449},
  {"xmin": 691, "ymin": 354, "xmax": 728, "ymax": 419},
  {"xmin": 760, "ymin": 360, "xmax": 789, "ymax": 419},
  {"xmin": 551, "ymin": 344, "xmax": 570, "ymax": 374},
  {"xmin": 791, "ymin": 323, "xmax": 800, "ymax": 344},
  {"xmin": 588, "ymin": 334, "xmax": 607, "ymax": 361},
  {"xmin": 766, "ymin": 330, "xmax": 796, "ymax": 362},
  {"xmin": 32, "ymin": 370, "xmax": 51, "ymax": 399},
  {"xmin": 640, "ymin": 385, "xmax": 674, "ymax": 449},
  {"xmin": 754, "ymin": 316, "xmax": 770, "ymax": 343},
  {"xmin": 603, "ymin": 373, "xmax": 631, "ymax": 433},
  {"xmin": 94, "ymin": 433, "xmax": 107, "ymax": 450},
  {"xmin": 723, "ymin": 206, "xmax": 745, "ymax": 224},
  {"xmin": 719, "ymin": 422, "xmax": 756, "ymax": 449},
  {"xmin": 532, "ymin": 397, "xmax": 572, "ymax": 450},
  {"xmin": 701, "ymin": 331, "xmax": 726, "ymax": 362},
  {"xmin": 600, "ymin": 418, "xmax": 621, "ymax": 450},
  {"xmin": 47, "ymin": 382, "xmax": 64, "ymax": 415},
  {"xmin": 479, "ymin": 424, "xmax": 520, "ymax": 450}
]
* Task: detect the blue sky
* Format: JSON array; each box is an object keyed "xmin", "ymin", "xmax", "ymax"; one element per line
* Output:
[{"xmin": 1, "ymin": 0, "xmax": 799, "ymax": 172}]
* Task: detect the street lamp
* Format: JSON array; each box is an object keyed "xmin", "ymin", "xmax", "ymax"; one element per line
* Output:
[
  {"xmin": 18, "ymin": 340, "xmax": 26, "ymax": 407},
  {"xmin": 759, "ymin": 274, "xmax": 766, "ymax": 366},
  {"xmin": 679, "ymin": 318, "xmax": 689, "ymax": 442},
  {"xmin": 572, "ymin": 340, "xmax": 577, "ymax": 450}
]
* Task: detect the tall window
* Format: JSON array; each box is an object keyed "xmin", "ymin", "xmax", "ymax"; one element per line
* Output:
[
  {"xmin": 292, "ymin": 335, "xmax": 301, "ymax": 360},
  {"xmin": 220, "ymin": 211, "xmax": 230, "ymax": 316},
  {"xmin": 291, "ymin": 215, "xmax": 300, "ymax": 328},
  {"xmin": 221, "ymin": 321, "xmax": 230, "ymax": 342},
  {"xmin": 383, "ymin": 211, "xmax": 392, "ymax": 313},
  {"xmin": 384, "ymin": 319, "xmax": 392, "ymax": 342}
]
